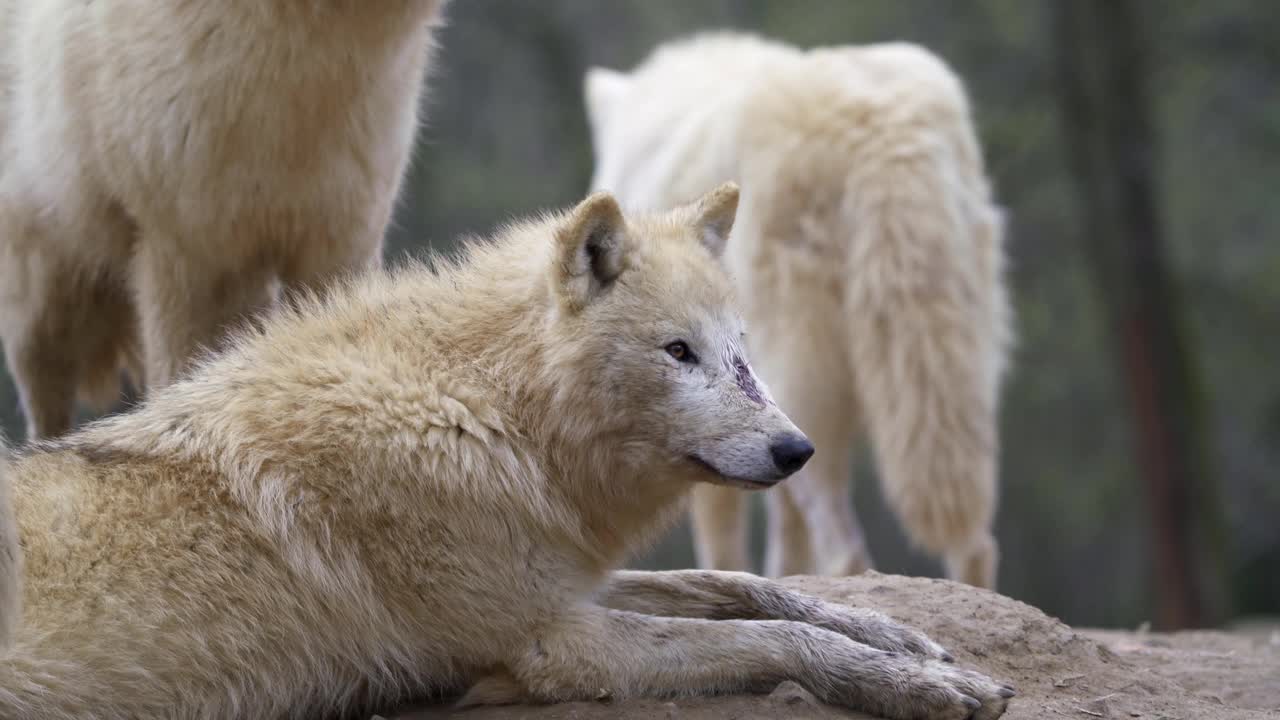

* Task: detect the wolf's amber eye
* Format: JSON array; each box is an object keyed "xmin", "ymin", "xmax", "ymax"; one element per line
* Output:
[{"xmin": 665, "ymin": 341, "xmax": 696, "ymax": 363}]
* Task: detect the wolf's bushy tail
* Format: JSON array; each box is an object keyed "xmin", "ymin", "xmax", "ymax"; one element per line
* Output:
[
  {"xmin": 735, "ymin": 42, "xmax": 1015, "ymax": 588},
  {"xmin": 840, "ymin": 135, "xmax": 1012, "ymax": 589},
  {"xmin": 0, "ymin": 432, "xmax": 20, "ymax": 648}
]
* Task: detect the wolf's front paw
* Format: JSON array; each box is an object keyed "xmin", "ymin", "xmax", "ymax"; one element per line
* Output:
[
  {"xmin": 811, "ymin": 651, "xmax": 1013, "ymax": 720},
  {"xmin": 924, "ymin": 661, "xmax": 1014, "ymax": 720},
  {"xmin": 814, "ymin": 606, "xmax": 954, "ymax": 663}
]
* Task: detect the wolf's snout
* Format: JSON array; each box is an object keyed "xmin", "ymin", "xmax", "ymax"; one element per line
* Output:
[{"xmin": 769, "ymin": 434, "xmax": 814, "ymax": 476}]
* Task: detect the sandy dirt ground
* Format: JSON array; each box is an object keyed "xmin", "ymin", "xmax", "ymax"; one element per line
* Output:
[{"xmin": 389, "ymin": 572, "xmax": 1280, "ymax": 720}]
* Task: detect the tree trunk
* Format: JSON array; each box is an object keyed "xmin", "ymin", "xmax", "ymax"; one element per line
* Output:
[{"xmin": 1051, "ymin": 0, "xmax": 1227, "ymax": 630}]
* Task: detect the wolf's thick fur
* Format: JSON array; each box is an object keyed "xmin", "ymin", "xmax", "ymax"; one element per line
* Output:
[
  {"xmin": 0, "ymin": 435, "xmax": 16, "ymax": 650},
  {"xmin": 0, "ymin": 187, "xmax": 1012, "ymax": 719},
  {"xmin": 585, "ymin": 33, "xmax": 1013, "ymax": 588},
  {"xmin": 0, "ymin": 0, "xmax": 446, "ymax": 440}
]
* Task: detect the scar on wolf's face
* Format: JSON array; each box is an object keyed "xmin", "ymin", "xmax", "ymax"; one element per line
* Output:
[{"xmin": 732, "ymin": 354, "xmax": 768, "ymax": 406}]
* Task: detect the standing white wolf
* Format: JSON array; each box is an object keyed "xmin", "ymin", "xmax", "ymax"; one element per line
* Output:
[
  {"xmin": 0, "ymin": 185, "xmax": 1013, "ymax": 719},
  {"xmin": 584, "ymin": 33, "xmax": 1013, "ymax": 589},
  {"xmin": 0, "ymin": 0, "xmax": 447, "ymax": 440}
]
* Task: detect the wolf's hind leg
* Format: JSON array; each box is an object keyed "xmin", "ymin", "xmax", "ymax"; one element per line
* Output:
[{"xmin": 689, "ymin": 484, "xmax": 750, "ymax": 572}]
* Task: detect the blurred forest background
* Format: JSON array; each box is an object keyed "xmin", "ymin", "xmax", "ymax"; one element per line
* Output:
[{"xmin": 1, "ymin": 0, "xmax": 1277, "ymax": 630}]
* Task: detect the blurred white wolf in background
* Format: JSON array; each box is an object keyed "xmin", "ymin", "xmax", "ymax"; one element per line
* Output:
[
  {"xmin": 0, "ymin": 0, "xmax": 448, "ymax": 440},
  {"xmin": 584, "ymin": 32, "xmax": 1013, "ymax": 588}
]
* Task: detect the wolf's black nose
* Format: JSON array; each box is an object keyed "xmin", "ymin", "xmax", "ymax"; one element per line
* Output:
[{"xmin": 769, "ymin": 435, "xmax": 814, "ymax": 475}]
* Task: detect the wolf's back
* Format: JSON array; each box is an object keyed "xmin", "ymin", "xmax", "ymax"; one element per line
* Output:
[{"xmin": 0, "ymin": 433, "xmax": 19, "ymax": 649}]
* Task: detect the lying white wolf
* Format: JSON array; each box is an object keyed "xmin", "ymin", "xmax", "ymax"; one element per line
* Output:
[
  {"xmin": 0, "ymin": 185, "xmax": 1013, "ymax": 719},
  {"xmin": 584, "ymin": 32, "xmax": 1013, "ymax": 589}
]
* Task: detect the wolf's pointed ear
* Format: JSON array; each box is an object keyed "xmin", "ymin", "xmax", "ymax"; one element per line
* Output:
[
  {"xmin": 689, "ymin": 182, "xmax": 740, "ymax": 259},
  {"xmin": 553, "ymin": 191, "xmax": 629, "ymax": 312},
  {"xmin": 584, "ymin": 67, "xmax": 630, "ymax": 126}
]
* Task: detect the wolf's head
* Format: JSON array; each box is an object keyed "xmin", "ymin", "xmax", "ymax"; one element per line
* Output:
[{"xmin": 544, "ymin": 183, "xmax": 812, "ymax": 488}]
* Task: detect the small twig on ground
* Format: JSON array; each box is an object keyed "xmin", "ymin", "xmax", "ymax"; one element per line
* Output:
[{"xmin": 1054, "ymin": 673, "xmax": 1087, "ymax": 688}]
